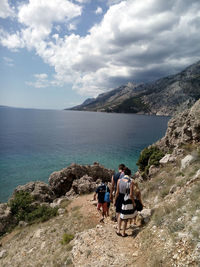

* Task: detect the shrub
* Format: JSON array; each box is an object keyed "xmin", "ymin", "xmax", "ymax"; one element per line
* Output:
[
  {"xmin": 9, "ymin": 191, "xmax": 58, "ymax": 223},
  {"xmin": 61, "ymin": 233, "xmax": 74, "ymax": 245},
  {"xmin": 25, "ymin": 205, "xmax": 58, "ymax": 223},
  {"xmin": 9, "ymin": 191, "xmax": 34, "ymax": 221},
  {"xmin": 137, "ymin": 146, "xmax": 164, "ymax": 175}
]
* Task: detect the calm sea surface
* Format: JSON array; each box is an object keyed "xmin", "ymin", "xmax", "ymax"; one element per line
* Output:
[{"xmin": 0, "ymin": 108, "xmax": 170, "ymax": 202}]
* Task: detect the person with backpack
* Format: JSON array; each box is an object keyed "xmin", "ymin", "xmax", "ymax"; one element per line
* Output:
[
  {"xmin": 104, "ymin": 182, "xmax": 111, "ymax": 216},
  {"xmin": 114, "ymin": 167, "xmax": 136, "ymax": 237},
  {"xmin": 93, "ymin": 182, "xmax": 110, "ymax": 222},
  {"xmin": 110, "ymin": 164, "xmax": 125, "ymax": 202}
]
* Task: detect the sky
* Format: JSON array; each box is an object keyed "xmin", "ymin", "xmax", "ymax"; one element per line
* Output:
[{"xmin": 0, "ymin": 0, "xmax": 200, "ymax": 109}]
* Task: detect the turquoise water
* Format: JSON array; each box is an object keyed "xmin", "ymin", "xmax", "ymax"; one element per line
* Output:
[{"xmin": 0, "ymin": 108, "xmax": 170, "ymax": 202}]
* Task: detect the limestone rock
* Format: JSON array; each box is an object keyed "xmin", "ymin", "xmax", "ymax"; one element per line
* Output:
[
  {"xmin": 49, "ymin": 163, "xmax": 114, "ymax": 197},
  {"xmin": 181, "ymin": 155, "xmax": 195, "ymax": 170},
  {"xmin": 157, "ymin": 99, "xmax": 200, "ymax": 151},
  {"xmin": 148, "ymin": 165, "xmax": 159, "ymax": 177},
  {"xmin": 138, "ymin": 209, "xmax": 152, "ymax": 224},
  {"xmin": 12, "ymin": 181, "xmax": 55, "ymax": 203},
  {"xmin": 50, "ymin": 196, "xmax": 70, "ymax": 208},
  {"xmin": 160, "ymin": 154, "xmax": 176, "ymax": 164},
  {"xmin": 194, "ymin": 169, "xmax": 200, "ymax": 179},
  {"xmin": 0, "ymin": 249, "xmax": 7, "ymax": 259},
  {"xmin": 72, "ymin": 175, "xmax": 96, "ymax": 194}
]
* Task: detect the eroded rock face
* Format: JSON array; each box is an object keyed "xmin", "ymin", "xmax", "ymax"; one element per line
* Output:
[
  {"xmin": 12, "ymin": 181, "xmax": 56, "ymax": 203},
  {"xmin": 157, "ymin": 99, "xmax": 200, "ymax": 151},
  {"xmin": 49, "ymin": 163, "xmax": 114, "ymax": 197},
  {"xmin": 72, "ymin": 175, "xmax": 97, "ymax": 195}
]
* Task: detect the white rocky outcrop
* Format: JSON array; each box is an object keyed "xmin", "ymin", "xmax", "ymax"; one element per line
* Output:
[
  {"xmin": 159, "ymin": 154, "xmax": 176, "ymax": 164},
  {"xmin": 181, "ymin": 155, "xmax": 195, "ymax": 170}
]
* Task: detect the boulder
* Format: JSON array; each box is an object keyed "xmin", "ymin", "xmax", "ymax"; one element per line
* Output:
[
  {"xmin": 138, "ymin": 209, "xmax": 152, "ymax": 224},
  {"xmin": 49, "ymin": 163, "xmax": 114, "ymax": 197},
  {"xmin": 159, "ymin": 154, "xmax": 176, "ymax": 164},
  {"xmin": 87, "ymin": 163, "xmax": 114, "ymax": 182},
  {"xmin": 72, "ymin": 175, "xmax": 97, "ymax": 195},
  {"xmin": 12, "ymin": 181, "xmax": 55, "ymax": 203},
  {"xmin": 181, "ymin": 155, "xmax": 195, "ymax": 170}
]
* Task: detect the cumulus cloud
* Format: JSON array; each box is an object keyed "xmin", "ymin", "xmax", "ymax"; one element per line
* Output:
[
  {"xmin": 1, "ymin": 0, "xmax": 200, "ymax": 95},
  {"xmin": 0, "ymin": 0, "xmax": 15, "ymax": 18},
  {"xmin": 95, "ymin": 7, "xmax": 103, "ymax": 15},
  {"xmin": 0, "ymin": 29, "xmax": 24, "ymax": 50},
  {"xmin": 17, "ymin": 0, "xmax": 82, "ymax": 48}
]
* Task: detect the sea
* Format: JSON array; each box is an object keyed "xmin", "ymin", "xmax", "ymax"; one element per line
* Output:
[{"xmin": 0, "ymin": 107, "xmax": 170, "ymax": 202}]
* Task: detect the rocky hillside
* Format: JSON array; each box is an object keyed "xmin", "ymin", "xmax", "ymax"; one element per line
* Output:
[
  {"xmin": 69, "ymin": 61, "xmax": 200, "ymax": 116},
  {"xmin": 0, "ymin": 100, "xmax": 200, "ymax": 266}
]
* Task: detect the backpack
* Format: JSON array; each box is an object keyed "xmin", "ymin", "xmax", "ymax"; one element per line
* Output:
[{"xmin": 104, "ymin": 186, "xmax": 110, "ymax": 202}]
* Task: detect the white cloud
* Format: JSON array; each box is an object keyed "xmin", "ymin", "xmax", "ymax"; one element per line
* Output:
[
  {"xmin": 1, "ymin": 0, "xmax": 200, "ymax": 96},
  {"xmin": 0, "ymin": 29, "xmax": 24, "ymax": 50},
  {"xmin": 75, "ymin": 0, "xmax": 91, "ymax": 3},
  {"xmin": 35, "ymin": 73, "xmax": 48, "ymax": 79},
  {"xmin": 68, "ymin": 23, "xmax": 77, "ymax": 31},
  {"xmin": 3, "ymin": 56, "xmax": 14, "ymax": 67},
  {"xmin": 95, "ymin": 7, "xmax": 103, "ymax": 15},
  {"xmin": 0, "ymin": 0, "xmax": 15, "ymax": 18},
  {"xmin": 27, "ymin": 73, "xmax": 49, "ymax": 88},
  {"xmin": 17, "ymin": 0, "xmax": 82, "ymax": 47}
]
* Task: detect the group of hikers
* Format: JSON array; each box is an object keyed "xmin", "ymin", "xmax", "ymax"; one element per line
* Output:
[{"xmin": 93, "ymin": 164, "xmax": 144, "ymax": 237}]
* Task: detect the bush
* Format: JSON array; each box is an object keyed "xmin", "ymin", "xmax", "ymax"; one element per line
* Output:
[
  {"xmin": 25, "ymin": 205, "xmax": 58, "ymax": 223},
  {"xmin": 9, "ymin": 191, "xmax": 34, "ymax": 221},
  {"xmin": 9, "ymin": 191, "xmax": 58, "ymax": 223},
  {"xmin": 61, "ymin": 233, "xmax": 74, "ymax": 245},
  {"xmin": 137, "ymin": 146, "xmax": 164, "ymax": 175}
]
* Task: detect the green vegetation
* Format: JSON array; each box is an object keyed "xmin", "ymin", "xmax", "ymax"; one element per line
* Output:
[
  {"xmin": 9, "ymin": 191, "xmax": 58, "ymax": 224},
  {"xmin": 110, "ymin": 96, "xmax": 150, "ymax": 113},
  {"xmin": 61, "ymin": 233, "xmax": 74, "ymax": 245},
  {"xmin": 25, "ymin": 205, "xmax": 58, "ymax": 223},
  {"xmin": 137, "ymin": 146, "xmax": 164, "ymax": 177}
]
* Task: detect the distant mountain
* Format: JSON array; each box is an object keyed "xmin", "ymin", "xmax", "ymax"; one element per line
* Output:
[{"xmin": 69, "ymin": 61, "xmax": 200, "ymax": 116}]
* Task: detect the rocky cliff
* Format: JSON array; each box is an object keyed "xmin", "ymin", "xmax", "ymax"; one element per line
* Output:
[{"xmin": 70, "ymin": 60, "xmax": 200, "ymax": 116}]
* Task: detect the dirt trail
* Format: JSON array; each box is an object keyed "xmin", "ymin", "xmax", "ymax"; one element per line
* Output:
[{"xmin": 68, "ymin": 194, "xmax": 145, "ymax": 267}]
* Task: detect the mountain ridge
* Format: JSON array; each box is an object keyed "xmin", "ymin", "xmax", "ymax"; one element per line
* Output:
[{"xmin": 69, "ymin": 60, "xmax": 200, "ymax": 116}]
